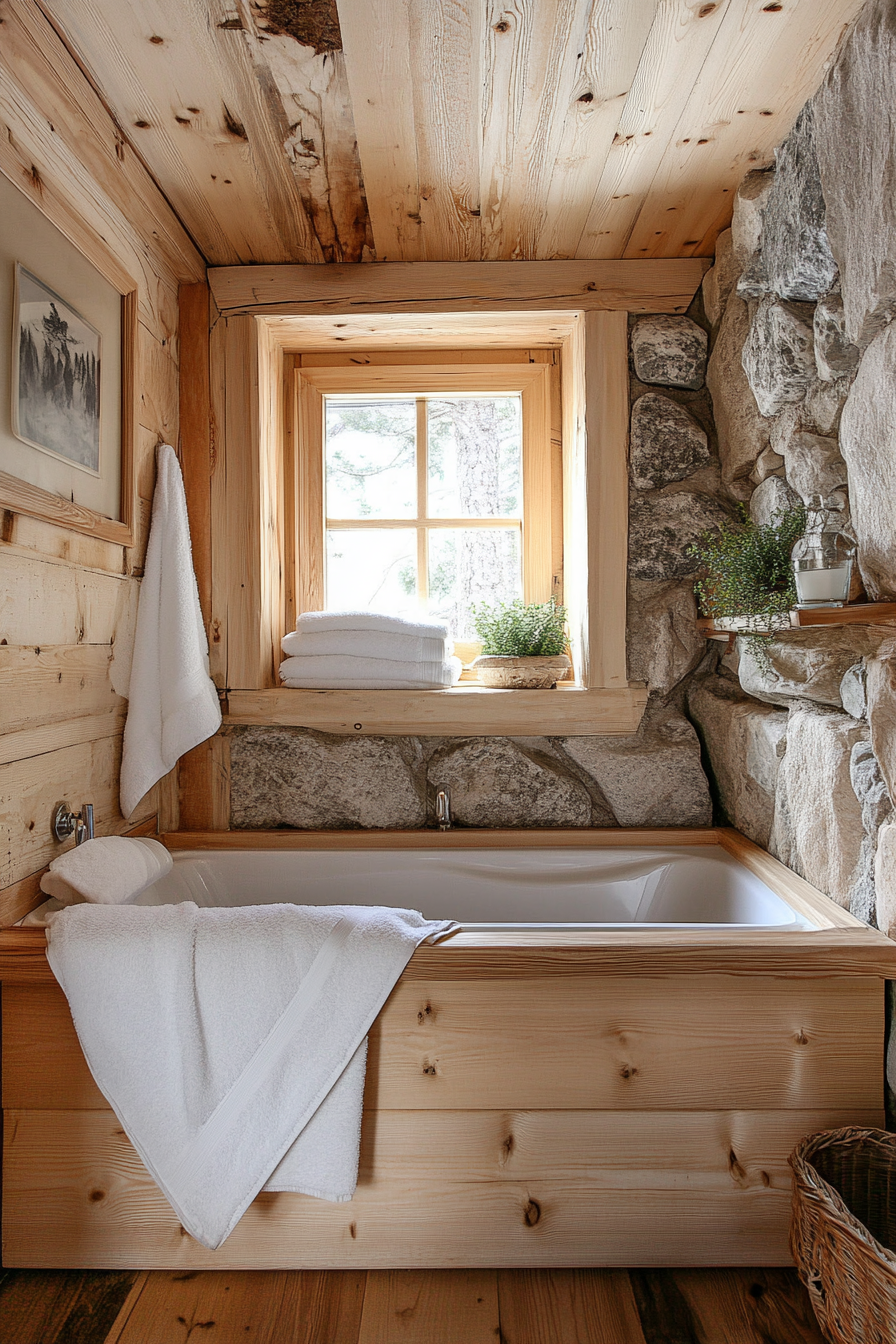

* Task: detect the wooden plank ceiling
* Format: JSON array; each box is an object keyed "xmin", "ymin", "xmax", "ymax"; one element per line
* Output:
[{"xmin": 39, "ymin": 0, "xmax": 865, "ymax": 267}]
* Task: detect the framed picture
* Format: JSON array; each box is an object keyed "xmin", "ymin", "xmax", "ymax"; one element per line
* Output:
[
  {"xmin": 0, "ymin": 172, "xmax": 137, "ymax": 548},
  {"xmin": 13, "ymin": 265, "xmax": 103, "ymax": 476}
]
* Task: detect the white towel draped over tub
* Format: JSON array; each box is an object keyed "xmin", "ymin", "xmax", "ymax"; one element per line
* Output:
[
  {"xmin": 45, "ymin": 901, "xmax": 457, "ymax": 1250},
  {"xmin": 120, "ymin": 443, "xmax": 221, "ymax": 818}
]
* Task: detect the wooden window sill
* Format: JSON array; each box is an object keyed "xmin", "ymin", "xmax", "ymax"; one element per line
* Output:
[{"xmin": 225, "ymin": 684, "xmax": 648, "ymax": 736}]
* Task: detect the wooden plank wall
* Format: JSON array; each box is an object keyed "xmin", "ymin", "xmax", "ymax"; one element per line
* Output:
[{"xmin": 0, "ymin": 0, "xmax": 205, "ymax": 926}]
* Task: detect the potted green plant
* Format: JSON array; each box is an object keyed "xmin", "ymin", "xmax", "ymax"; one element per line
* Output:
[
  {"xmin": 688, "ymin": 502, "xmax": 806, "ymax": 635},
  {"xmin": 471, "ymin": 598, "xmax": 571, "ymax": 689}
]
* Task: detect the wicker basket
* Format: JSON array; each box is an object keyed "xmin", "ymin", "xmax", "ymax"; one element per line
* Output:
[{"xmin": 790, "ymin": 1127, "xmax": 896, "ymax": 1344}]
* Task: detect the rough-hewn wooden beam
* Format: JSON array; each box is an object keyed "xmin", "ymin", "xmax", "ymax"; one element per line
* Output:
[{"xmin": 208, "ymin": 258, "xmax": 709, "ymax": 316}]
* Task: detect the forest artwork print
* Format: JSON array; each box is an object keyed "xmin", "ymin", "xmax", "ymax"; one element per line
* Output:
[{"xmin": 14, "ymin": 265, "xmax": 101, "ymax": 473}]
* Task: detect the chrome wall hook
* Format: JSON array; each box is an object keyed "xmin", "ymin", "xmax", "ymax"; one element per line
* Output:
[{"xmin": 53, "ymin": 802, "xmax": 95, "ymax": 846}]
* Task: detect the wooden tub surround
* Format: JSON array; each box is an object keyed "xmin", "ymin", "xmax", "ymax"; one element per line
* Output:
[{"xmin": 1, "ymin": 827, "xmax": 894, "ymax": 1271}]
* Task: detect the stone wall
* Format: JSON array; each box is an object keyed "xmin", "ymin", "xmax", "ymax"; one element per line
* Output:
[{"xmin": 687, "ymin": 0, "xmax": 896, "ymax": 945}]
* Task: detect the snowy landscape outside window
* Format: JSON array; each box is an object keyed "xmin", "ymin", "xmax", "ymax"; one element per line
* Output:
[{"xmin": 324, "ymin": 394, "xmax": 524, "ymax": 640}]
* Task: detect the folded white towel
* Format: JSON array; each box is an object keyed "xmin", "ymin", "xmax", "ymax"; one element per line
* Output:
[
  {"xmin": 280, "ymin": 654, "xmax": 462, "ymax": 689},
  {"xmin": 296, "ymin": 611, "xmax": 449, "ymax": 640},
  {"xmin": 46, "ymin": 901, "xmax": 457, "ymax": 1249},
  {"xmin": 40, "ymin": 837, "xmax": 173, "ymax": 906},
  {"xmin": 282, "ymin": 629, "xmax": 450, "ymax": 662},
  {"xmin": 120, "ymin": 444, "xmax": 222, "ymax": 818}
]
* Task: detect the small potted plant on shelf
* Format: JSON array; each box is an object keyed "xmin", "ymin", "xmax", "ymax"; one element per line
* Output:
[
  {"xmin": 688, "ymin": 502, "xmax": 806, "ymax": 636},
  {"xmin": 471, "ymin": 597, "xmax": 570, "ymax": 689}
]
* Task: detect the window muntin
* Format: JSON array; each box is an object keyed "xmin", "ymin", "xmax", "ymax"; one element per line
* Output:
[{"xmin": 323, "ymin": 390, "xmax": 528, "ymax": 640}]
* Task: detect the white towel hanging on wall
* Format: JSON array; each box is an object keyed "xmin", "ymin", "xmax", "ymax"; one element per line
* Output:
[{"xmin": 120, "ymin": 443, "xmax": 221, "ymax": 817}]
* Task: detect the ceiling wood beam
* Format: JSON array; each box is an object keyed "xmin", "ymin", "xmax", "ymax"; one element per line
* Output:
[
  {"xmin": 39, "ymin": 0, "xmax": 325, "ymax": 265},
  {"xmin": 337, "ymin": 0, "xmax": 425, "ymax": 261},
  {"xmin": 623, "ymin": 0, "xmax": 868, "ymax": 259},
  {"xmin": 534, "ymin": 0, "xmax": 658, "ymax": 261},
  {"xmin": 208, "ymin": 257, "xmax": 709, "ymax": 315},
  {"xmin": 574, "ymin": 0, "xmax": 732, "ymax": 260},
  {"xmin": 0, "ymin": 0, "xmax": 204, "ymax": 291}
]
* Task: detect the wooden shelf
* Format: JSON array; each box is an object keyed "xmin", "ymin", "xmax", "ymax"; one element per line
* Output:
[{"xmin": 698, "ymin": 603, "xmax": 896, "ymax": 643}]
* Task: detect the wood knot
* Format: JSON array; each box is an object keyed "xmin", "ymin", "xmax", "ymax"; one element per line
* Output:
[
  {"xmin": 422, "ymin": 1059, "xmax": 438, "ymax": 1076},
  {"xmin": 795, "ymin": 1029, "xmax": 809, "ymax": 1045},
  {"xmin": 619, "ymin": 1065, "xmax": 638, "ymax": 1079},
  {"xmin": 501, "ymin": 1134, "xmax": 514, "ymax": 1163},
  {"xmin": 760, "ymin": 1170, "xmax": 771, "ymax": 1187},
  {"xmin": 698, "ymin": 3, "xmax": 717, "ymax": 14},
  {"xmin": 88, "ymin": 1189, "xmax": 105, "ymax": 1202},
  {"xmin": 578, "ymin": 91, "xmax": 594, "ymax": 103},
  {"xmin": 349, "ymin": 1221, "xmax": 357, "ymax": 1239},
  {"xmin": 523, "ymin": 1198, "xmax": 541, "ymax": 1227},
  {"xmin": 728, "ymin": 1149, "xmax": 748, "ymax": 1184},
  {"xmin": 494, "ymin": 19, "xmax": 510, "ymax": 32},
  {"xmin": 417, "ymin": 1002, "xmax": 435, "ymax": 1025}
]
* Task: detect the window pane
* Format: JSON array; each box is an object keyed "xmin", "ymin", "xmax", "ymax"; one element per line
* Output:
[
  {"xmin": 428, "ymin": 528, "xmax": 522, "ymax": 640},
  {"xmin": 427, "ymin": 396, "xmax": 522, "ymax": 518},
  {"xmin": 325, "ymin": 399, "xmax": 416, "ymax": 519},
  {"xmin": 326, "ymin": 529, "xmax": 419, "ymax": 616}
]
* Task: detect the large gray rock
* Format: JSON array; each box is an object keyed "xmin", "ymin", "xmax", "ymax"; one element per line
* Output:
[
  {"xmin": 706, "ymin": 295, "xmax": 771, "ymax": 485},
  {"xmin": 561, "ymin": 704, "xmax": 712, "ymax": 829},
  {"xmin": 732, "ymin": 168, "xmax": 774, "ymax": 269},
  {"xmin": 626, "ymin": 579, "xmax": 705, "ymax": 695},
  {"xmin": 631, "ymin": 316, "xmax": 707, "ymax": 390},
  {"xmin": 849, "ymin": 738, "xmax": 894, "ymax": 928},
  {"xmin": 770, "ymin": 708, "xmax": 867, "ymax": 907},
  {"xmin": 875, "ymin": 818, "xmax": 896, "ymax": 937},
  {"xmin": 814, "ymin": 0, "xmax": 896, "ymax": 345},
  {"xmin": 738, "ymin": 626, "xmax": 892, "ymax": 709},
  {"xmin": 838, "ymin": 323, "xmax": 896, "ymax": 599},
  {"xmin": 851, "ymin": 738, "xmax": 893, "ymax": 837},
  {"xmin": 427, "ymin": 738, "xmax": 593, "ymax": 828},
  {"xmin": 780, "ymin": 431, "xmax": 847, "ymax": 503},
  {"xmin": 803, "ymin": 377, "xmax": 850, "ymax": 438},
  {"xmin": 814, "ymin": 292, "xmax": 860, "ymax": 381},
  {"xmin": 629, "ymin": 394, "xmax": 710, "ymax": 491},
  {"xmin": 687, "ymin": 675, "xmax": 787, "ymax": 848},
  {"xmin": 702, "ymin": 229, "xmax": 739, "ymax": 329},
  {"xmin": 749, "ymin": 474, "xmax": 801, "ymax": 528},
  {"xmin": 742, "ymin": 296, "xmax": 817, "ymax": 416},
  {"xmin": 867, "ymin": 637, "xmax": 896, "ymax": 808},
  {"xmin": 749, "ymin": 445, "xmax": 785, "ymax": 486},
  {"xmin": 628, "ymin": 490, "xmax": 729, "ymax": 581},
  {"xmin": 754, "ymin": 103, "xmax": 838, "ymax": 302},
  {"xmin": 230, "ymin": 728, "xmax": 425, "ymax": 829},
  {"xmin": 841, "ymin": 662, "xmax": 868, "ymax": 719}
]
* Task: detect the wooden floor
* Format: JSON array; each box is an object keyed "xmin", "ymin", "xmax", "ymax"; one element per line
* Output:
[{"xmin": 0, "ymin": 1267, "xmax": 827, "ymax": 1344}]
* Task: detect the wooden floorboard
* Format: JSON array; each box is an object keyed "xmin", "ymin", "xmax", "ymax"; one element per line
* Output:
[
  {"xmin": 0, "ymin": 1268, "xmax": 136, "ymax": 1344},
  {"xmin": 0, "ymin": 1267, "xmax": 826, "ymax": 1343}
]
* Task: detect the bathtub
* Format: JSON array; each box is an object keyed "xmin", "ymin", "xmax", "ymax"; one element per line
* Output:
[
  {"xmin": 2, "ymin": 826, "xmax": 895, "ymax": 1271},
  {"xmin": 136, "ymin": 844, "xmax": 817, "ymax": 931}
]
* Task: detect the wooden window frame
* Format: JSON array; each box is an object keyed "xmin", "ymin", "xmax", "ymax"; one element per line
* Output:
[
  {"xmin": 202, "ymin": 258, "xmax": 715, "ymax": 735},
  {"xmin": 293, "ymin": 359, "xmax": 556, "ymax": 657}
]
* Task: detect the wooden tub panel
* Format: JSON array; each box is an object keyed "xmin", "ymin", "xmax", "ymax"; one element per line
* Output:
[
  {"xmin": 3, "ymin": 1107, "xmax": 882, "ymax": 1269},
  {"xmin": 3, "ymin": 976, "xmax": 885, "ymax": 1113}
]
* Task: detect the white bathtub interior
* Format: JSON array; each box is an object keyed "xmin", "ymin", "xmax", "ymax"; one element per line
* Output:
[{"xmin": 114, "ymin": 845, "xmax": 817, "ymax": 931}]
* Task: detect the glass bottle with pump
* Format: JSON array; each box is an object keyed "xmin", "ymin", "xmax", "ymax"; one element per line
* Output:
[{"xmin": 791, "ymin": 494, "xmax": 856, "ymax": 608}]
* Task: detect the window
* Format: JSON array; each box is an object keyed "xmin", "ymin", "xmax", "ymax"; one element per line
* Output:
[
  {"xmin": 293, "ymin": 355, "xmax": 558, "ymax": 663},
  {"xmin": 210, "ymin": 302, "xmax": 646, "ymax": 735}
]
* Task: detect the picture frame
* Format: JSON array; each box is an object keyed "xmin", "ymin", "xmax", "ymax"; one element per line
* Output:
[
  {"xmin": 12, "ymin": 264, "xmax": 103, "ymax": 477},
  {"xmin": 0, "ymin": 244, "xmax": 136, "ymax": 549}
]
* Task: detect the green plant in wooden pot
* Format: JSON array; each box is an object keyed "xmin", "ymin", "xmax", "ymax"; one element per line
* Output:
[
  {"xmin": 688, "ymin": 502, "xmax": 806, "ymax": 637},
  {"xmin": 471, "ymin": 598, "xmax": 571, "ymax": 689}
]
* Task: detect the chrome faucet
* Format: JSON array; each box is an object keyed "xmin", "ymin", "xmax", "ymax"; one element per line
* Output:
[
  {"xmin": 435, "ymin": 787, "xmax": 452, "ymax": 831},
  {"xmin": 53, "ymin": 801, "xmax": 95, "ymax": 846}
]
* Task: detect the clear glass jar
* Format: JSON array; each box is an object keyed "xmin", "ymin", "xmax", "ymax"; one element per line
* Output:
[{"xmin": 791, "ymin": 495, "xmax": 856, "ymax": 608}]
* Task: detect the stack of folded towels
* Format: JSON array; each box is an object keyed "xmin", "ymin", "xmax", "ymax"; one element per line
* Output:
[{"xmin": 279, "ymin": 611, "xmax": 462, "ymax": 689}]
